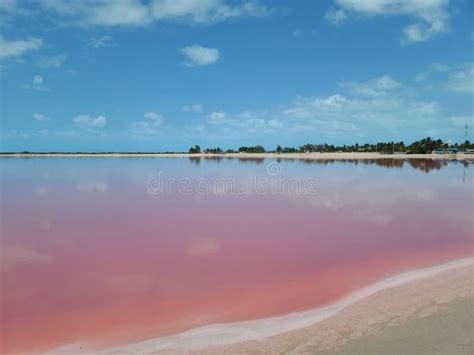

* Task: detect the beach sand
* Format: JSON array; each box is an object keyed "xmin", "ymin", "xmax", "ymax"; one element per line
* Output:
[
  {"xmin": 76, "ymin": 258, "xmax": 474, "ymax": 355},
  {"xmin": 196, "ymin": 262, "xmax": 473, "ymax": 355}
]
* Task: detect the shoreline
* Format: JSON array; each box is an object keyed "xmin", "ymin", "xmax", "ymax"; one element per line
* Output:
[
  {"xmin": 51, "ymin": 257, "xmax": 473, "ymax": 354},
  {"xmin": 1, "ymin": 152, "xmax": 474, "ymax": 160},
  {"xmin": 205, "ymin": 258, "xmax": 474, "ymax": 355}
]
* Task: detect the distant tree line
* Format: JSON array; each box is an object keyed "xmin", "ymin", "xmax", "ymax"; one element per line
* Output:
[
  {"xmin": 189, "ymin": 137, "xmax": 474, "ymax": 155},
  {"xmin": 238, "ymin": 145, "xmax": 266, "ymax": 153},
  {"xmin": 4, "ymin": 137, "xmax": 472, "ymax": 155},
  {"xmin": 188, "ymin": 145, "xmax": 201, "ymax": 154}
]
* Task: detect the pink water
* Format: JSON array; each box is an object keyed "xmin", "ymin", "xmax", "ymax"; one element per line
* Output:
[{"xmin": 1, "ymin": 158, "xmax": 473, "ymax": 353}]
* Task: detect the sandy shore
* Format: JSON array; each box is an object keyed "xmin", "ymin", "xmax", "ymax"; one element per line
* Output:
[
  {"xmin": 200, "ymin": 260, "xmax": 474, "ymax": 355},
  {"xmin": 1, "ymin": 152, "xmax": 473, "ymax": 160},
  {"xmin": 50, "ymin": 258, "xmax": 473, "ymax": 354}
]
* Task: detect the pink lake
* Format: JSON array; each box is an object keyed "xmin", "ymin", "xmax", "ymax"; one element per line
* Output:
[{"xmin": 1, "ymin": 157, "xmax": 473, "ymax": 353}]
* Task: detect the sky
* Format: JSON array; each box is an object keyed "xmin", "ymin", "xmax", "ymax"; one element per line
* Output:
[{"xmin": 0, "ymin": 0, "xmax": 473, "ymax": 152}]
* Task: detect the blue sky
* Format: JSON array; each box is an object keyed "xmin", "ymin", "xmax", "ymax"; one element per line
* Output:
[{"xmin": 0, "ymin": 0, "xmax": 473, "ymax": 152}]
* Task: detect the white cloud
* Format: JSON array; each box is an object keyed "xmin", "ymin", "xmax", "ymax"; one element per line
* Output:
[
  {"xmin": 33, "ymin": 75, "xmax": 43, "ymax": 85},
  {"xmin": 188, "ymin": 73, "xmax": 466, "ymax": 141},
  {"xmin": 183, "ymin": 103, "xmax": 204, "ymax": 113},
  {"xmin": 40, "ymin": 54, "xmax": 66, "ymax": 68},
  {"xmin": 206, "ymin": 110, "xmax": 283, "ymax": 131},
  {"xmin": 0, "ymin": 0, "xmax": 18, "ymax": 12},
  {"xmin": 33, "ymin": 113, "xmax": 50, "ymax": 121},
  {"xmin": 267, "ymin": 119, "xmax": 283, "ymax": 128},
  {"xmin": 430, "ymin": 62, "xmax": 450, "ymax": 72},
  {"xmin": 284, "ymin": 94, "xmax": 352, "ymax": 120},
  {"xmin": 150, "ymin": 0, "xmax": 268, "ymax": 24},
  {"xmin": 24, "ymin": 74, "xmax": 48, "ymax": 91},
  {"xmin": 0, "ymin": 36, "xmax": 43, "ymax": 60},
  {"xmin": 38, "ymin": 0, "xmax": 268, "ymax": 27},
  {"xmin": 282, "ymin": 91, "xmax": 443, "ymax": 136},
  {"xmin": 341, "ymin": 75, "xmax": 401, "ymax": 96},
  {"xmin": 72, "ymin": 114, "xmax": 107, "ymax": 127},
  {"xmin": 402, "ymin": 20, "xmax": 446, "ymax": 43},
  {"xmin": 41, "ymin": 0, "xmax": 151, "ymax": 26},
  {"xmin": 89, "ymin": 35, "xmax": 114, "ymax": 48},
  {"xmin": 181, "ymin": 45, "xmax": 219, "ymax": 66},
  {"xmin": 331, "ymin": 0, "xmax": 450, "ymax": 43},
  {"xmin": 144, "ymin": 111, "xmax": 165, "ymax": 124},
  {"xmin": 129, "ymin": 111, "xmax": 165, "ymax": 136},
  {"xmin": 208, "ymin": 111, "xmax": 228, "ymax": 123},
  {"xmin": 447, "ymin": 63, "xmax": 474, "ymax": 94},
  {"xmin": 90, "ymin": 0, "xmax": 150, "ymax": 26},
  {"xmin": 325, "ymin": 8, "xmax": 347, "ymax": 25},
  {"xmin": 415, "ymin": 62, "xmax": 474, "ymax": 94}
]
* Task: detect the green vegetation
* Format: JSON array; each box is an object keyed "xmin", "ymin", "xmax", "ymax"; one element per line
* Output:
[
  {"xmin": 238, "ymin": 145, "xmax": 266, "ymax": 153},
  {"xmin": 188, "ymin": 145, "xmax": 201, "ymax": 154},
  {"xmin": 191, "ymin": 137, "xmax": 473, "ymax": 154},
  {"xmin": 2, "ymin": 137, "xmax": 473, "ymax": 155},
  {"xmin": 203, "ymin": 147, "xmax": 223, "ymax": 154},
  {"xmin": 270, "ymin": 137, "xmax": 473, "ymax": 154}
]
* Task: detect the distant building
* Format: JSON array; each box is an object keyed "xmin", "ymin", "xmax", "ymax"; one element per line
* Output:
[{"xmin": 433, "ymin": 148, "xmax": 458, "ymax": 154}]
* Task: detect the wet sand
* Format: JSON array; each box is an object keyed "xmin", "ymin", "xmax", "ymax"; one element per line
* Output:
[
  {"xmin": 197, "ymin": 260, "xmax": 473, "ymax": 355},
  {"xmin": 55, "ymin": 258, "xmax": 473, "ymax": 354}
]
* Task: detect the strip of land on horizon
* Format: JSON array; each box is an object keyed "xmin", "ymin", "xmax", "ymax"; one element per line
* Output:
[{"xmin": 1, "ymin": 152, "xmax": 474, "ymax": 160}]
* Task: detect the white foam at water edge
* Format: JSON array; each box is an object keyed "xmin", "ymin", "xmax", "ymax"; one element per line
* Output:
[{"xmin": 51, "ymin": 257, "xmax": 474, "ymax": 354}]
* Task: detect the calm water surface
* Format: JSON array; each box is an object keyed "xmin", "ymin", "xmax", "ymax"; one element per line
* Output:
[{"xmin": 1, "ymin": 158, "xmax": 473, "ymax": 353}]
